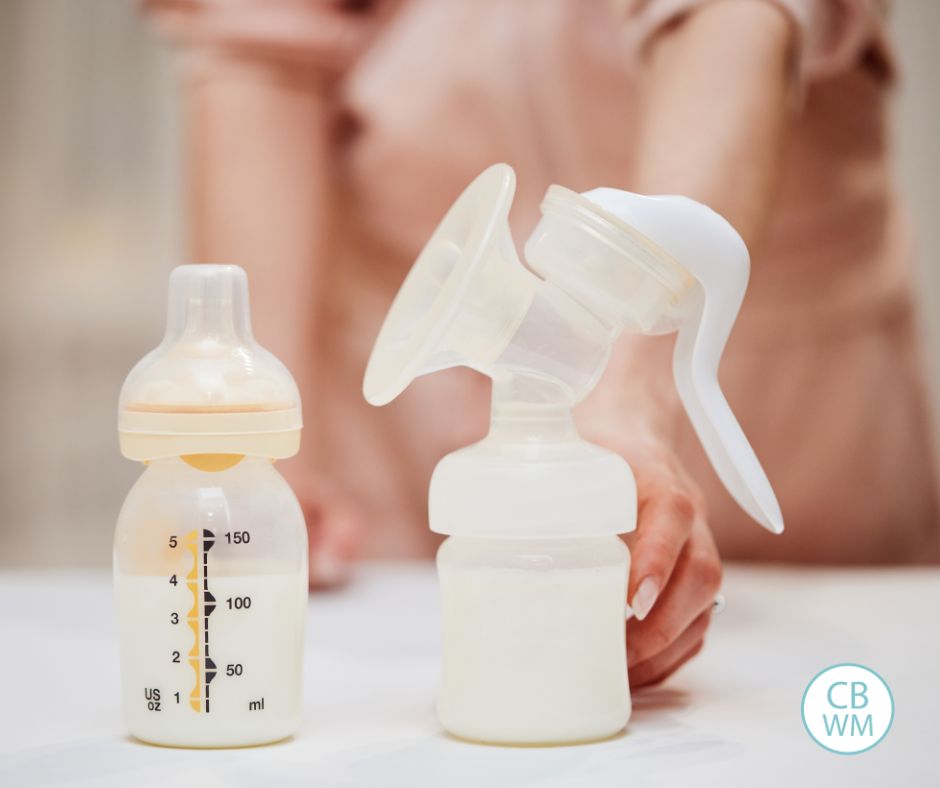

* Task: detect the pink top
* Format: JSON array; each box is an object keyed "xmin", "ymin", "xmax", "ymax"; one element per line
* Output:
[{"xmin": 149, "ymin": 0, "xmax": 939, "ymax": 563}]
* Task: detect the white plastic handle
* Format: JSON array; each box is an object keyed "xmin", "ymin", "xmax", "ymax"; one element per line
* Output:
[{"xmin": 582, "ymin": 190, "xmax": 784, "ymax": 534}]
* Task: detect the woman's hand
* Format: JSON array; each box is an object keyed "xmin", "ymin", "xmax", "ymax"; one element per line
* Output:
[
  {"xmin": 622, "ymin": 442, "xmax": 721, "ymax": 687},
  {"xmin": 577, "ymin": 351, "xmax": 722, "ymax": 687},
  {"xmin": 579, "ymin": 417, "xmax": 723, "ymax": 687}
]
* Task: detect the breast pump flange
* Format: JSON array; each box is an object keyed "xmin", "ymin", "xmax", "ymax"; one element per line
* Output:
[{"xmin": 363, "ymin": 163, "xmax": 782, "ymax": 745}]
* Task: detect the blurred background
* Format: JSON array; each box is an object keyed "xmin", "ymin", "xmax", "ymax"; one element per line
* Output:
[{"xmin": 0, "ymin": 0, "xmax": 938, "ymax": 568}]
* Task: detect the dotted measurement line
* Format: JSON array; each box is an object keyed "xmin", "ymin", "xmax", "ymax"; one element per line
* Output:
[{"xmin": 202, "ymin": 529, "xmax": 216, "ymax": 714}]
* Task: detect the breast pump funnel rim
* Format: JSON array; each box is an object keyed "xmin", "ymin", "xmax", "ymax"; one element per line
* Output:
[
  {"xmin": 363, "ymin": 163, "xmax": 611, "ymax": 409},
  {"xmin": 363, "ymin": 164, "xmax": 530, "ymax": 406}
]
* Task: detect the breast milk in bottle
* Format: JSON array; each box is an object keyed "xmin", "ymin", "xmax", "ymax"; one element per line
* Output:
[{"xmin": 115, "ymin": 265, "xmax": 307, "ymax": 748}]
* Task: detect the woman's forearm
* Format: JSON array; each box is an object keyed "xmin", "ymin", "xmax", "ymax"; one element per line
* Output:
[
  {"xmin": 184, "ymin": 56, "xmax": 334, "ymax": 405},
  {"xmin": 632, "ymin": 0, "xmax": 797, "ymax": 253},
  {"xmin": 582, "ymin": 0, "xmax": 797, "ymax": 444}
]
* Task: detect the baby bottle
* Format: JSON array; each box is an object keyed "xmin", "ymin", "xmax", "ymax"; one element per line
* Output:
[
  {"xmin": 363, "ymin": 164, "xmax": 782, "ymax": 745},
  {"xmin": 115, "ymin": 265, "xmax": 307, "ymax": 748}
]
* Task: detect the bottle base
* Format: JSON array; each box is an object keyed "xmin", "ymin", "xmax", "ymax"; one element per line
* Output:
[
  {"xmin": 128, "ymin": 721, "xmax": 299, "ymax": 749},
  {"xmin": 440, "ymin": 716, "xmax": 628, "ymax": 748},
  {"xmin": 129, "ymin": 732, "xmax": 296, "ymax": 750}
]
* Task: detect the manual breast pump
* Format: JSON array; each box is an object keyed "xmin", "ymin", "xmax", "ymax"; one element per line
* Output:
[
  {"xmin": 363, "ymin": 164, "xmax": 782, "ymax": 745},
  {"xmin": 115, "ymin": 264, "xmax": 307, "ymax": 748}
]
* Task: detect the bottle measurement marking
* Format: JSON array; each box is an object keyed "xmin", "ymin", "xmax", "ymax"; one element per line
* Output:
[{"xmin": 183, "ymin": 529, "xmax": 216, "ymax": 713}]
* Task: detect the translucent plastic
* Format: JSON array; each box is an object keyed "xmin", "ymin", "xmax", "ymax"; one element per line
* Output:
[
  {"xmin": 526, "ymin": 185, "xmax": 694, "ymax": 334},
  {"xmin": 437, "ymin": 535, "xmax": 631, "ymax": 745},
  {"xmin": 430, "ymin": 426, "xmax": 637, "ymax": 539},
  {"xmin": 114, "ymin": 457, "xmax": 307, "ymax": 747},
  {"xmin": 119, "ymin": 265, "xmax": 302, "ymax": 461},
  {"xmin": 363, "ymin": 164, "xmax": 612, "ymax": 407}
]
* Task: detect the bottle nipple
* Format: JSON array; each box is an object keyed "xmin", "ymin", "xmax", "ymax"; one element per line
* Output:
[
  {"xmin": 164, "ymin": 261, "xmax": 253, "ymax": 348},
  {"xmin": 118, "ymin": 265, "xmax": 302, "ymax": 461}
]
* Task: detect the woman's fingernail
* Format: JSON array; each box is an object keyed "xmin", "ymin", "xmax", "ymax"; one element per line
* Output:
[{"xmin": 631, "ymin": 577, "xmax": 660, "ymax": 621}]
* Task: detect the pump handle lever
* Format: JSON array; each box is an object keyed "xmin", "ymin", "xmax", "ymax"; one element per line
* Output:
[{"xmin": 581, "ymin": 190, "xmax": 784, "ymax": 534}]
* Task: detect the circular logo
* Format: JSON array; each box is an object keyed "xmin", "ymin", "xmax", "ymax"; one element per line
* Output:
[{"xmin": 801, "ymin": 663, "xmax": 894, "ymax": 754}]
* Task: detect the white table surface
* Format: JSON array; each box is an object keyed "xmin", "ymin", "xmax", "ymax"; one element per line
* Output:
[{"xmin": 0, "ymin": 563, "xmax": 937, "ymax": 787}]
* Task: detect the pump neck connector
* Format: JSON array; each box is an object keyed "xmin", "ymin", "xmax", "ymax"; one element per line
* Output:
[{"xmin": 488, "ymin": 373, "xmax": 580, "ymax": 444}]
